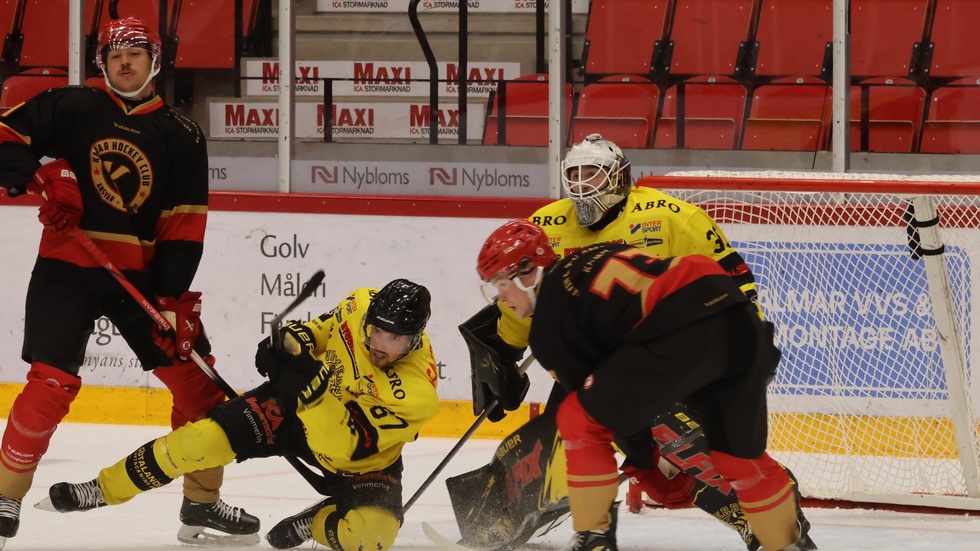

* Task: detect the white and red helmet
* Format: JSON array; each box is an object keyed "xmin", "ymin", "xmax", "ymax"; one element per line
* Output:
[
  {"xmin": 96, "ymin": 17, "xmax": 162, "ymax": 73},
  {"xmin": 96, "ymin": 17, "xmax": 162, "ymax": 99},
  {"xmin": 477, "ymin": 220, "xmax": 557, "ymax": 282}
]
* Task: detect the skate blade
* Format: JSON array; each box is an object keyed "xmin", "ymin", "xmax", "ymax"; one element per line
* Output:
[
  {"xmin": 33, "ymin": 497, "xmax": 58, "ymax": 512},
  {"xmin": 177, "ymin": 524, "xmax": 261, "ymax": 547},
  {"xmin": 0, "ymin": 535, "xmax": 6, "ymax": 550}
]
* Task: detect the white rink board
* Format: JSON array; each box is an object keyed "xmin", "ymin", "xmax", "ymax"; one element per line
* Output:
[{"xmin": 2, "ymin": 205, "xmax": 979, "ymax": 414}]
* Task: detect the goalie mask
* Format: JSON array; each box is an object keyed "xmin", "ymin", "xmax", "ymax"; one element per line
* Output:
[
  {"xmin": 96, "ymin": 17, "xmax": 162, "ymax": 99},
  {"xmin": 561, "ymin": 133, "xmax": 632, "ymax": 226},
  {"xmin": 477, "ymin": 220, "xmax": 558, "ymax": 308},
  {"xmin": 363, "ymin": 279, "xmax": 431, "ymax": 357}
]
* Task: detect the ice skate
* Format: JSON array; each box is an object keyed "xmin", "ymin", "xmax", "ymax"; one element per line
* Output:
[
  {"xmin": 265, "ymin": 497, "xmax": 333, "ymax": 549},
  {"xmin": 746, "ymin": 481, "xmax": 817, "ymax": 551},
  {"xmin": 563, "ymin": 528, "xmax": 617, "ymax": 551},
  {"xmin": 177, "ymin": 497, "xmax": 260, "ymax": 546},
  {"xmin": 36, "ymin": 479, "xmax": 106, "ymax": 512},
  {"xmin": 0, "ymin": 495, "xmax": 22, "ymax": 550},
  {"xmin": 563, "ymin": 501, "xmax": 618, "ymax": 551}
]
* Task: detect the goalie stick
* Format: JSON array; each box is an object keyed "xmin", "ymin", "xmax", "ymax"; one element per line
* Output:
[
  {"xmin": 427, "ymin": 405, "xmax": 752, "ymax": 551},
  {"xmin": 69, "ymin": 230, "xmax": 338, "ymax": 494}
]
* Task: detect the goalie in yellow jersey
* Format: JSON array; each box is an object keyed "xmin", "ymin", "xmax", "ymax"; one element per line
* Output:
[
  {"xmin": 36, "ymin": 279, "xmax": 440, "ymax": 551},
  {"xmin": 455, "ymin": 134, "xmax": 816, "ymax": 551}
]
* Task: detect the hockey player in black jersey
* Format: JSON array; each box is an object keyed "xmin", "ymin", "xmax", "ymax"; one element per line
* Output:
[
  {"xmin": 455, "ymin": 135, "xmax": 815, "ymax": 551},
  {"xmin": 474, "ymin": 219, "xmax": 811, "ymax": 551},
  {"xmin": 0, "ymin": 16, "xmax": 257, "ymax": 547}
]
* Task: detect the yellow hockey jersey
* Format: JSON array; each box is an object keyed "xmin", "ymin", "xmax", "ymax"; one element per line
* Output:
[
  {"xmin": 498, "ymin": 186, "xmax": 760, "ymax": 348},
  {"xmin": 293, "ymin": 287, "xmax": 440, "ymax": 475}
]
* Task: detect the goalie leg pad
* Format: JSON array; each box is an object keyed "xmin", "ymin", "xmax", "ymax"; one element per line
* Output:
[
  {"xmin": 711, "ymin": 450, "xmax": 798, "ymax": 550},
  {"xmin": 153, "ymin": 355, "xmax": 226, "ymax": 429},
  {"xmin": 0, "ymin": 362, "xmax": 80, "ymax": 499}
]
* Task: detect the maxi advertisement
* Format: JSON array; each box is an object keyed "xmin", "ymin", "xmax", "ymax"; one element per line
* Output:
[{"xmin": 0, "ymin": 204, "xmax": 977, "ymax": 417}]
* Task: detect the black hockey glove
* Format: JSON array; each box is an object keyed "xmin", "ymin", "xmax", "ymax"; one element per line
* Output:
[
  {"xmin": 615, "ymin": 426, "xmax": 656, "ymax": 472},
  {"xmin": 255, "ymin": 322, "xmax": 322, "ymax": 400},
  {"xmin": 460, "ymin": 304, "xmax": 530, "ymax": 422}
]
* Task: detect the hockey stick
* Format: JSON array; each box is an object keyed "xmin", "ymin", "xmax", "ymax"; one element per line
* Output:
[
  {"xmin": 70, "ymin": 230, "xmax": 238, "ymax": 396},
  {"xmin": 69, "ymin": 230, "xmax": 338, "ymax": 494},
  {"xmin": 403, "ymin": 354, "xmax": 536, "ymax": 513},
  {"xmin": 269, "ymin": 269, "xmax": 325, "ymax": 349}
]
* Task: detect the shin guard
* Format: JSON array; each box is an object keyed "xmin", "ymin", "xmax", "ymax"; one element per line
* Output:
[
  {"xmin": 153, "ymin": 356, "xmax": 228, "ymax": 503},
  {"xmin": 314, "ymin": 505, "xmax": 400, "ymax": 551},
  {"xmin": 711, "ymin": 451, "xmax": 799, "ymax": 551},
  {"xmin": 0, "ymin": 362, "xmax": 80, "ymax": 499},
  {"xmin": 556, "ymin": 393, "xmax": 620, "ymax": 532},
  {"xmin": 100, "ymin": 420, "xmax": 235, "ymax": 505}
]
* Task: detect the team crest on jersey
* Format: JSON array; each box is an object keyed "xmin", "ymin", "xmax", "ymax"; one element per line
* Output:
[{"xmin": 90, "ymin": 138, "xmax": 152, "ymax": 212}]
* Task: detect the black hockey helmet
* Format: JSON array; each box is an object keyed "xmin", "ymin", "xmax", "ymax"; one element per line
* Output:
[{"xmin": 364, "ymin": 279, "xmax": 431, "ymax": 349}]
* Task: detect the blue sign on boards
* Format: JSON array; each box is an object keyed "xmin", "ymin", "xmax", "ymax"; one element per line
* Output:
[{"xmin": 737, "ymin": 241, "xmax": 971, "ymax": 400}]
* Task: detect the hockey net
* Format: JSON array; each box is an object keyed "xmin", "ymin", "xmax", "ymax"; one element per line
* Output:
[{"xmin": 643, "ymin": 171, "xmax": 980, "ymax": 512}]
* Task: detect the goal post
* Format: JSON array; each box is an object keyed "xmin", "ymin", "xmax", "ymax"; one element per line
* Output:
[{"xmin": 639, "ymin": 171, "xmax": 980, "ymax": 511}]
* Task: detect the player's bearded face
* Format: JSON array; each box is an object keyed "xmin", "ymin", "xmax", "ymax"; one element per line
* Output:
[
  {"xmin": 365, "ymin": 325, "xmax": 415, "ymax": 367},
  {"xmin": 105, "ymin": 47, "xmax": 153, "ymax": 95}
]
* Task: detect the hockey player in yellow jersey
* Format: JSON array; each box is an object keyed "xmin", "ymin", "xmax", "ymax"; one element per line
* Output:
[
  {"xmin": 37, "ymin": 279, "xmax": 439, "ymax": 551},
  {"xmin": 456, "ymin": 135, "xmax": 816, "ymax": 551}
]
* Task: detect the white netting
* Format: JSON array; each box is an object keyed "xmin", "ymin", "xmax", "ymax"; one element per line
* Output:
[
  {"xmin": 645, "ymin": 173, "xmax": 980, "ymax": 510},
  {"xmin": 669, "ymin": 170, "xmax": 980, "ymax": 182}
]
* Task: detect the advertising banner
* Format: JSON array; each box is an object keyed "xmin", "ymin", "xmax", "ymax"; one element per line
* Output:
[
  {"xmin": 244, "ymin": 60, "xmax": 523, "ymax": 98},
  {"xmin": 3, "ymin": 204, "xmax": 976, "ymax": 415},
  {"xmin": 316, "ymin": 0, "xmax": 588, "ymax": 14},
  {"xmin": 210, "ymin": 101, "xmax": 486, "ymax": 141}
]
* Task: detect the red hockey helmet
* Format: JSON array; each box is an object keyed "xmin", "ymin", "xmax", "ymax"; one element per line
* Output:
[
  {"xmin": 477, "ymin": 220, "xmax": 558, "ymax": 282},
  {"xmin": 96, "ymin": 17, "xmax": 162, "ymax": 73}
]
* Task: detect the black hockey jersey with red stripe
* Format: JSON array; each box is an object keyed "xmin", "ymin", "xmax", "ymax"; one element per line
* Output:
[
  {"xmin": 528, "ymin": 243, "xmax": 749, "ymax": 392},
  {"xmin": 0, "ymin": 86, "xmax": 208, "ymax": 297}
]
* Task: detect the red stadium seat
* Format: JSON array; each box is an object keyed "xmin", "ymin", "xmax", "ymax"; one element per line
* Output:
[
  {"xmin": 850, "ymin": 0, "xmax": 930, "ymax": 78},
  {"xmin": 569, "ymin": 75, "xmax": 659, "ymax": 148},
  {"xmin": 847, "ymin": 77, "xmax": 926, "ymax": 153},
  {"xmin": 668, "ymin": 0, "xmax": 756, "ymax": 77},
  {"xmin": 752, "ymin": 0, "xmax": 832, "ymax": 78},
  {"xmin": 173, "ymin": 0, "xmax": 235, "ymax": 69},
  {"xmin": 928, "ymin": 0, "xmax": 980, "ymax": 78},
  {"xmin": 0, "ymin": 68, "xmax": 68, "ymax": 110},
  {"xmin": 653, "ymin": 76, "xmax": 747, "ymax": 150},
  {"xmin": 483, "ymin": 74, "xmax": 573, "ymax": 146},
  {"xmin": 85, "ymin": 74, "xmax": 108, "ymax": 91},
  {"xmin": 581, "ymin": 0, "xmax": 671, "ymax": 79},
  {"xmin": 741, "ymin": 76, "xmax": 832, "ymax": 151},
  {"xmin": 919, "ymin": 77, "xmax": 980, "ymax": 154},
  {"xmin": 25, "ymin": 0, "xmax": 237, "ymax": 70},
  {"xmin": 19, "ymin": 0, "xmax": 110, "ymax": 68}
]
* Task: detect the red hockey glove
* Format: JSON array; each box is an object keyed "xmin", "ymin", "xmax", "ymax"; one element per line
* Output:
[
  {"xmin": 28, "ymin": 159, "xmax": 82, "ymax": 234},
  {"xmin": 154, "ymin": 292, "xmax": 203, "ymax": 360},
  {"xmin": 621, "ymin": 463, "xmax": 696, "ymax": 511}
]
